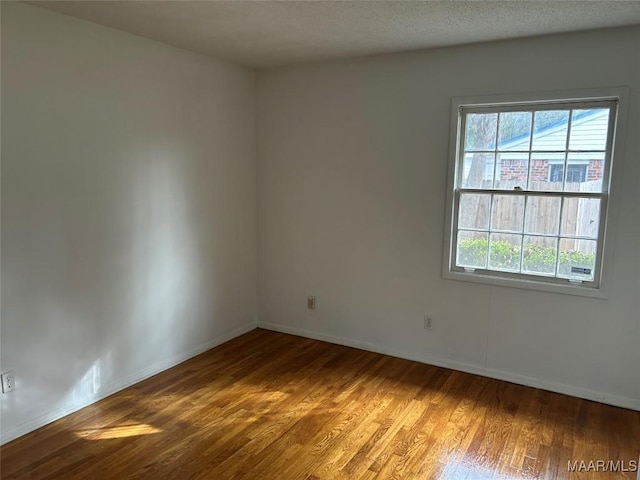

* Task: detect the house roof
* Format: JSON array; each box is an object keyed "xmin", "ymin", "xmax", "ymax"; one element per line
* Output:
[{"xmin": 499, "ymin": 109, "xmax": 609, "ymax": 152}]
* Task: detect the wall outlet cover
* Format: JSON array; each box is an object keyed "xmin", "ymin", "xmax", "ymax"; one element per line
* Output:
[{"xmin": 1, "ymin": 371, "xmax": 16, "ymax": 393}]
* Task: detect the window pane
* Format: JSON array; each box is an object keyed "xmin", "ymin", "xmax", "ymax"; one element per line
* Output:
[
  {"xmin": 522, "ymin": 236, "xmax": 557, "ymax": 275},
  {"xmin": 456, "ymin": 231, "xmax": 488, "ymax": 269},
  {"xmin": 459, "ymin": 194, "xmax": 491, "ymax": 230},
  {"xmin": 565, "ymin": 152, "xmax": 605, "ymax": 192},
  {"xmin": 489, "ymin": 233, "xmax": 522, "ymax": 272},
  {"xmin": 462, "ymin": 153, "xmax": 494, "ymax": 188},
  {"xmin": 557, "ymin": 238, "xmax": 597, "ymax": 280},
  {"xmin": 495, "ymin": 153, "xmax": 528, "ymax": 190},
  {"xmin": 560, "ymin": 198, "xmax": 601, "ymax": 238},
  {"xmin": 524, "ymin": 196, "xmax": 560, "ymax": 235},
  {"xmin": 498, "ymin": 111, "xmax": 532, "ymax": 151},
  {"xmin": 569, "ymin": 108, "xmax": 610, "ymax": 151},
  {"xmin": 528, "ymin": 152, "xmax": 564, "ymax": 191},
  {"xmin": 491, "ymin": 195, "xmax": 524, "ymax": 233},
  {"xmin": 532, "ymin": 110, "xmax": 570, "ymax": 151},
  {"xmin": 465, "ymin": 113, "xmax": 498, "ymax": 151}
]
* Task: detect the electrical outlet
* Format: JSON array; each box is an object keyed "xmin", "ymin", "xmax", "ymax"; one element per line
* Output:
[
  {"xmin": 1, "ymin": 371, "xmax": 15, "ymax": 393},
  {"xmin": 424, "ymin": 315, "xmax": 433, "ymax": 330},
  {"xmin": 307, "ymin": 296, "xmax": 315, "ymax": 310}
]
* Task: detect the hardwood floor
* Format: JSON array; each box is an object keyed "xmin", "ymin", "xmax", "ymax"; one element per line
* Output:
[{"xmin": 2, "ymin": 328, "xmax": 639, "ymax": 479}]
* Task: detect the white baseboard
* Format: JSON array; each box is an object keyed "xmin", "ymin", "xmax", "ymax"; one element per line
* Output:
[
  {"xmin": 258, "ymin": 321, "xmax": 640, "ymax": 412},
  {"xmin": 0, "ymin": 322, "xmax": 257, "ymax": 445}
]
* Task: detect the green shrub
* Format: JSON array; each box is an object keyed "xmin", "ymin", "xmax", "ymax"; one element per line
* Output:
[
  {"xmin": 522, "ymin": 243, "xmax": 556, "ymax": 273},
  {"xmin": 457, "ymin": 237, "xmax": 489, "ymax": 267},
  {"xmin": 457, "ymin": 237, "xmax": 595, "ymax": 276},
  {"xmin": 489, "ymin": 240, "xmax": 521, "ymax": 270}
]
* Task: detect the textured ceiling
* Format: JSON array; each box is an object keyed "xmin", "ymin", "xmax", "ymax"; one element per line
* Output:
[{"xmin": 29, "ymin": 1, "xmax": 640, "ymax": 68}]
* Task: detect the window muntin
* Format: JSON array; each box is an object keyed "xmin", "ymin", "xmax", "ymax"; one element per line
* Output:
[{"xmin": 449, "ymin": 98, "xmax": 617, "ymax": 288}]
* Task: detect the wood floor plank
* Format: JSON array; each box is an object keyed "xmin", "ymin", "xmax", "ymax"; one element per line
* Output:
[{"xmin": 2, "ymin": 329, "xmax": 638, "ymax": 479}]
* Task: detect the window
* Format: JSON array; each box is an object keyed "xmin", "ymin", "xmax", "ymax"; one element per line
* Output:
[
  {"xmin": 443, "ymin": 90, "xmax": 624, "ymax": 295},
  {"xmin": 549, "ymin": 164, "xmax": 586, "ymax": 183}
]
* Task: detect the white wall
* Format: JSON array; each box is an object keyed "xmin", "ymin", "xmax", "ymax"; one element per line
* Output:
[
  {"xmin": 1, "ymin": 3, "xmax": 257, "ymax": 443},
  {"xmin": 257, "ymin": 27, "xmax": 640, "ymax": 409}
]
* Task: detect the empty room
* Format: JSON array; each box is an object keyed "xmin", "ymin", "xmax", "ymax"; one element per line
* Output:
[{"xmin": 1, "ymin": 1, "xmax": 639, "ymax": 478}]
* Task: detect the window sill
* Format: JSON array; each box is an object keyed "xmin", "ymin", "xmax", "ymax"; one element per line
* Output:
[{"xmin": 442, "ymin": 268, "xmax": 608, "ymax": 299}]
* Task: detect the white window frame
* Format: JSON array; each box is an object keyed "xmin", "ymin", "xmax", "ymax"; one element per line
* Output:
[{"xmin": 442, "ymin": 88, "xmax": 628, "ymax": 298}]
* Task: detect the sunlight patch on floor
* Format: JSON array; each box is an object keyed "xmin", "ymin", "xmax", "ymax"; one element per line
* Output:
[{"xmin": 75, "ymin": 423, "xmax": 162, "ymax": 440}]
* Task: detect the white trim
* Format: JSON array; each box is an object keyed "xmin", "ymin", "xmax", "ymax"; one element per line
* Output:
[
  {"xmin": 453, "ymin": 88, "xmax": 628, "ymax": 110},
  {"xmin": 258, "ymin": 322, "xmax": 640, "ymax": 412},
  {"xmin": 546, "ymin": 159, "xmax": 589, "ymax": 164},
  {"xmin": 443, "ymin": 269, "xmax": 608, "ymax": 298},
  {"xmin": 0, "ymin": 322, "xmax": 258, "ymax": 445}
]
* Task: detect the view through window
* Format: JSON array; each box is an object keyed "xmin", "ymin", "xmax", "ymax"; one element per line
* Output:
[{"xmin": 447, "ymin": 96, "xmax": 619, "ymax": 290}]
